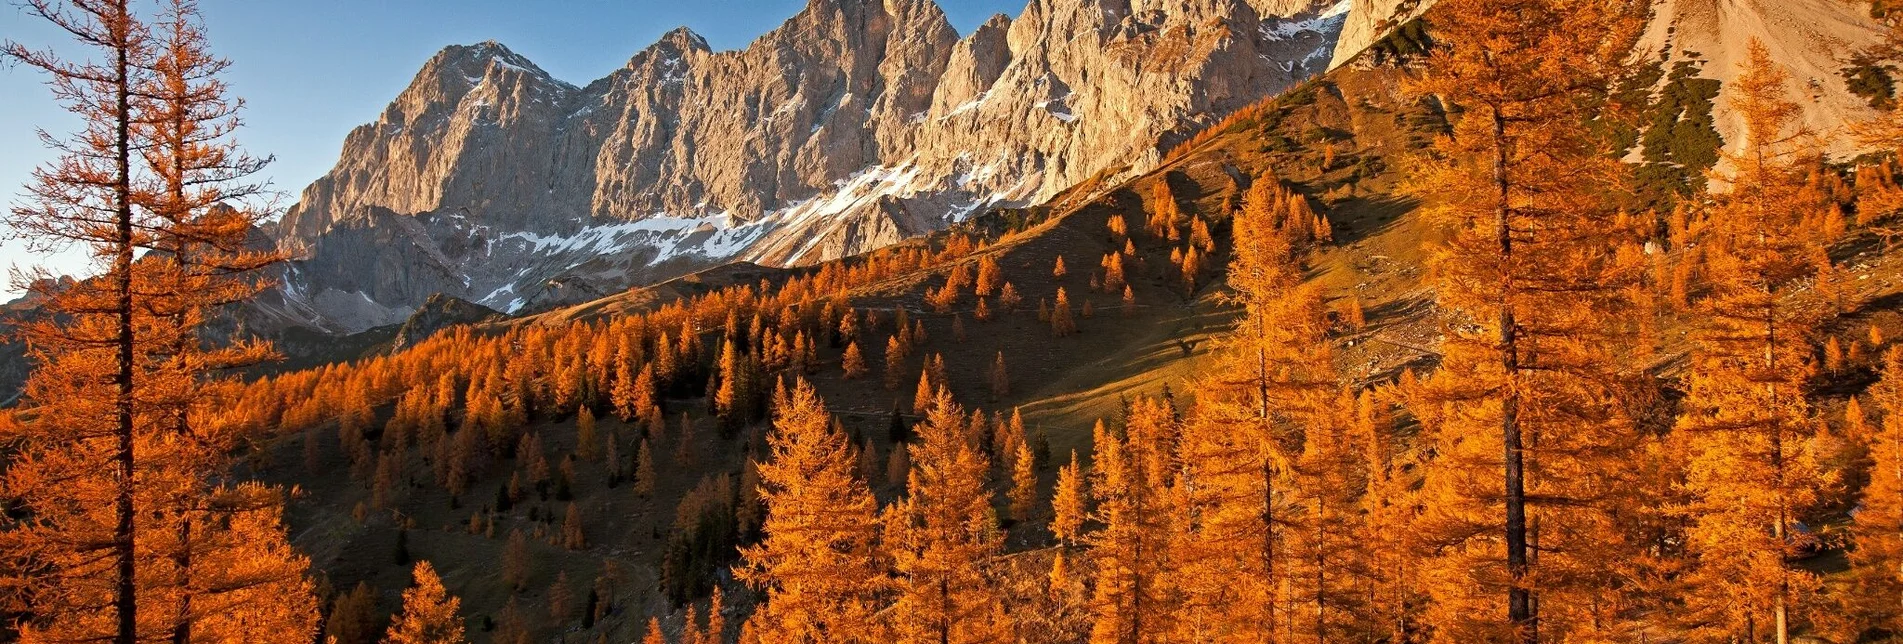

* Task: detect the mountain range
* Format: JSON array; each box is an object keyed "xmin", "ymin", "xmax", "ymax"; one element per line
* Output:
[{"xmin": 269, "ymin": 0, "xmax": 1360, "ymax": 333}]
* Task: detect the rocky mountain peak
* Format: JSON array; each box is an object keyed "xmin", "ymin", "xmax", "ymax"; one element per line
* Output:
[
  {"xmin": 271, "ymin": 0, "xmax": 1358, "ymax": 333},
  {"xmin": 647, "ymin": 27, "xmax": 710, "ymax": 58},
  {"xmin": 424, "ymin": 40, "xmax": 566, "ymax": 89}
]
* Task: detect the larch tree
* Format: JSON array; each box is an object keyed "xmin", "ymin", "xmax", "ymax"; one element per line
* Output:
[
  {"xmin": 885, "ymin": 388, "xmax": 1008, "ymax": 644},
  {"xmin": 136, "ymin": 1, "xmax": 317, "ymax": 641},
  {"xmin": 843, "ymin": 341, "xmax": 868, "ymax": 380},
  {"xmin": 385, "ymin": 561, "xmax": 467, "ymax": 644},
  {"xmin": 324, "ymin": 582, "xmax": 381, "ymax": 644},
  {"xmin": 1052, "ymin": 288, "xmax": 1077, "ymax": 338},
  {"xmin": 635, "ymin": 437, "xmax": 658, "ymax": 497},
  {"xmin": 1051, "ymin": 451, "xmax": 1088, "ymax": 548},
  {"xmin": 1841, "ymin": 347, "xmax": 1903, "ymax": 634},
  {"xmin": 1403, "ymin": 0, "xmax": 1650, "ymax": 640},
  {"xmin": 1353, "ymin": 389, "xmax": 1421, "ymax": 642},
  {"xmin": 976, "ymin": 255, "xmax": 1003, "ymax": 297},
  {"xmin": 562, "ymin": 503, "xmax": 587, "ymax": 550},
  {"xmin": 1089, "ymin": 398, "xmax": 1180, "ymax": 644},
  {"xmin": 1166, "ymin": 166, "xmax": 1333, "ymax": 642},
  {"xmin": 1672, "ymin": 40, "xmax": 1835, "ymax": 643},
  {"xmin": 1009, "ymin": 441, "xmax": 1038, "ymax": 524},
  {"xmin": 3, "ymin": 1, "xmax": 314, "ymax": 641},
  {"xmin": 578, "ymin": 406, "xmax": 600, "ymax": 461},
  {"xmin": 1284, "ymin": 390, "xmax": 1370, "ymax": 642},
  {"xmin": 0, "ymin": 2, "xmax": 153, "ymax": 640},
  {"xmin": 989, "ymin": 352, "xmax": 1010, "ymax": 399},
  {"xmin": 735, "ymin": 379, "xmax": 886, "ymax": 644},
  {"xmin": 503, "ymin": 529, "xmax": 531, "ymax": 591}
]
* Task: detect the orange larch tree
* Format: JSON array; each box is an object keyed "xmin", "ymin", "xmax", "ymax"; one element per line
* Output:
[
  {"xmin": 384, "ymin": 561, "xmax": 466, "ymax": 644},
  {"xmin": 3, "ymin": 1, "xmax": 316, "ymax": 642},
  {"xmin": 1088, "ymin": 398, "xmax": 1180, "ymax": 644},
  {"xmin": 884, "ymin": 389, "xmax": 1008, "ymax": 644},
  {"xmin": 0, "ymin": 2, "xmax": 154, "ymax": 639},
  {"xmin": 1672, "ymin": 40, "xmax": 1835, "ymax": 643},
  {"xmin": 1402, "ymin": 0, "xmax": 1651, "ymax": 641},
  {"xmin": 1839, "ymin": 348, "xmax": 1903, "ymax": 634},
  {"xmin": 735, "ymin": 380, "xmax": 885, "ymax": 644},
  {"xmin": 1168, "ymin": 167, "xmax": 1333, "ymax": 642}
]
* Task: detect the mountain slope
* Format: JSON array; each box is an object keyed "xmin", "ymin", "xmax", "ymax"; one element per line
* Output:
[{"xmin": 272, "ymin": 0, "xmax": 1356, "ymax": 332}]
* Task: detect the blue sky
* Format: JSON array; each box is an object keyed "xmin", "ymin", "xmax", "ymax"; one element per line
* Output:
[{"xmin": 0, "ymin": 0, "xmax": 1025, "ymax": 296}]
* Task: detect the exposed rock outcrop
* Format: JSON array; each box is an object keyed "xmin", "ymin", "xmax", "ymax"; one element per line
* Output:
[{"xmin": 390, "ymin": 294, "xmax": 502, "ymax": 351}]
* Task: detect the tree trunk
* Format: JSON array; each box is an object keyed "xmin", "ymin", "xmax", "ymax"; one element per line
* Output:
[
  {"xmin": 1492, "ymin": 104, "xmax": 1534, "ymax": 644},
  {"xmin": 111, "ymin": 3, "xmax": 138, "ymax": 640}
]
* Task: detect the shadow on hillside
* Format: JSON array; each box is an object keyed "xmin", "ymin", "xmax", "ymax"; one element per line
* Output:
[{"xmin": 1329, "ymin": 194, "xmax": 1418, "ymax": 246}]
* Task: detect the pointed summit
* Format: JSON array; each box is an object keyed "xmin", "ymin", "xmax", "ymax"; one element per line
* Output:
[
  {"xmin": 622, "ymin": 26, "xmax": 709, "ymax": 74},
  {"xmin": 656, "ymin": 26, "xmax": 711, "ymax": 53},
  {"xmin": 427, "ymin": 39, "xmax": 563, "ymax": 85}
]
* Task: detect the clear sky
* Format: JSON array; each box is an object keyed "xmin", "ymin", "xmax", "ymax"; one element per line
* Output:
[{"xmin": 0, "ymin": 0, "xmax": 1025, "ymax": 297}]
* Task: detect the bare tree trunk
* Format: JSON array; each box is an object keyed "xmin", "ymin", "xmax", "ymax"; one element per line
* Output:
[
  {"xmin": 110, "ymin": 3, "xmax": 139, "ymax": 640},
  {"xmin": 1489, "ymin": 104, "xmax": 1533, "ymax": 644}
]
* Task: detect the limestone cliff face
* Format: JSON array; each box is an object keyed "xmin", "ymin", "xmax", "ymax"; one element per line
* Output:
[
  {"xmin": 1326, "ymin": 0, "xmax": 1425, "ymax": 70},
  {"xmin": 277, "ymin": 0, "xmax": 1353, "ymax": 332}
]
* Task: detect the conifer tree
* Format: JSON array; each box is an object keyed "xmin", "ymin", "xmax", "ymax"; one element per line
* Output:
[
  {"xmin": 1051, "ymin": 452, "xmax": 1088, "ymax": 548},
  {"xmin": 915, "ymin": 367, "xmax": 937, "ymax": 416},
  {"xmin": 886, "ymin": 336, "xmax": 907, "ymax": 390},
  {"xmin": 578, "ymin": 406, "xmax": 601, "ymax": 461},
  {"xmin": 1010, "ymin": 441, "xmax": 1038, "ymax": 524},
  {"xmin": 1089, "ymin": 398, "xmax": 1181, "ymax": 644},
  {"xmin": 859, "ymin": 436, "xmax": 880, "ymax": 484},
  {"xmin": 137, "ymin": 3, "xmax": 311, "ymax": 632},
  {"xmin": 887, "ymin": 444, "xmax": 912, "ymax": 488},
  {"xmin": 1840, "ymin": 348, "xmax": 1903, "ymax": 634},
  {"xmin": 385, "ymin": 561, "xmax": 466, "ymax": 644},
  {"xmin": 705, "ymin": 586, "xmax": 728, "ymax": 644},
  {"xmin": 635, "ymin": 438, "xmax": 658, "ymax": 497},
  {"xmin": 1052, "ymin": 289, "xmax": 1077, "ymax": 337},
  {"xmin": 325, "ymin": 582, "xmax": 381, "ymax": 644},
  {"xmin": 990, "ymin": 353, "xmax": 1010, "ymax": 399},
  {"xmin": 1166, "ymin": 164, "xmax": 1335, "ymax": 641},
  {"xmin": 999, "ymin": 283, "xmax": 1022, "ymax": 312},
  {"xmin": 547, "ymin": 570, "xmax": 573, "ymax": 624},
  {"xmin": 1673, "ymin": 40, "xmax": 1834, "ymax": 643},
  {"xmin": 3, "ymin": 3, "xmax": 315, "ymax": 641},
  {"xmin": 976, "ymin": 255, "xmax": 1003, "ymax": 297},
  {"xmin": 503, "ymin": 528, "xmax": 531, "ymax": 591},
  {"xmin": 716, "ymin": 340, "xmax": 750, "ymax": 433},
  {"xmin": 562, "ymin": 503, "xmax": 587, "ymax": 550},
  {"xmin": 886, "ymin": 389, "xmax": 1008, "ymax": 644},
  {"xmin": 0, "ymin": 4, "xmax": 153, "ymax": 632},
  {"xmin": 736, "ymin": 380, "xmax": 885, "ymax": 643},
  {"xmin": 1284, "ymin": 390, "xmax": 1369, "ymax": 642},
  {"xmin": 843, "ymin": 341, "xmax": 868, "ymax": 380},
  {"xmin": 1403, "ymin": 0, "xmax": 1649, "ymax": 639}
]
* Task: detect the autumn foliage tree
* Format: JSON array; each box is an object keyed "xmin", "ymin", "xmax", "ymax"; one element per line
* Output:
[
  {"xmin": 0, "ymin": 2, "xmax": 315, "ymax": 642},
  {"xmin": 885, "ymin": 389, "xmax": 1008, "ymax": 643},
  {"xmin": 385, "ymin": 561, "xmax": 466, "ymax": 644},
  {"xmin": 1672, "ymin": 40, "xmax": 1835, "ymax": 643},
  {"xmin": 1088, "ymin": 399, "xmax": 1180, "ymax": 644},
  {"xmin": 737, "ymin": 380, "xmax": 886, "ymax": 643},
  {"xmin": 1403, "ymin": 0, "xmax": 1651, "ymax": 640}
]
